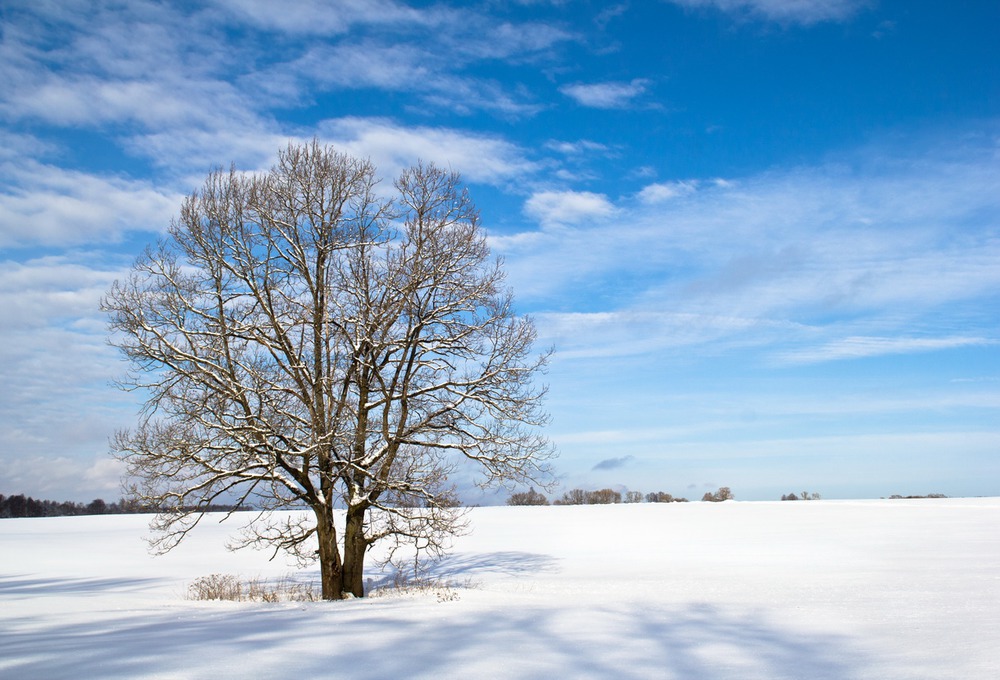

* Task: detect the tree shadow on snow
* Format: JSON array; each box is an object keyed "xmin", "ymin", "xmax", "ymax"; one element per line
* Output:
[
  {"xmin": 369, "ymin": 550, "xmax": 560, "ymax": 589},
  {"xmin": 0, "ymin": 594, "xmax": 875, "ymax": 679},
  {"xmin": 0, "ymin": 574, "xmax": 162, "ymax": 596}
]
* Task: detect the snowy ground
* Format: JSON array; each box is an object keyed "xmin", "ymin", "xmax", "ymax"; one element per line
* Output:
[{"xmin": 2, "ymin": 498, "xmax": 998, "ymax": 679}]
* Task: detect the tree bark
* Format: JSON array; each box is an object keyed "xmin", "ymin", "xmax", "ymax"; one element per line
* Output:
[
  {"xmin": 315, "ymin": 510, "xmax": 345, "ymax": 600},
  {"xmin": 342, "ymin": 504, "xmax": 368, "ymax": 598}
]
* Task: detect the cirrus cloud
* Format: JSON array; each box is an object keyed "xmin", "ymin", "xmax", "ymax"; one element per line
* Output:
[
  {"xmin": 666, "ymin": 0, "xmax": 869, "ymax": 25},
  {"xmin": 560, "ymin": 78, "xmax": 651, "ymax": 109}
]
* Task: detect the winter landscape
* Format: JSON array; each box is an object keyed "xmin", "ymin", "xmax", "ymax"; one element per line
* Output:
[
  {"xmin": 3, "ymin": 497, "xmax": 998, "ymax": 679},
  {"xmin": 3, "ymin": 2, "xmax": 998, "ymax": 678}
]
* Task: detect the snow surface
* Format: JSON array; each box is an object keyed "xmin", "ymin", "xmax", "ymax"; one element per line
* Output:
[{"xmin": 2, "ymin": 498, "xmax": 998, "ymax": 679}]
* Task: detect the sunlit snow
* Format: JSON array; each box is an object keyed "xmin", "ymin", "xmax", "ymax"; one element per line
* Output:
[{"xmin": 2, "ymin": 498, "xmax": 998, "ymax": 679}]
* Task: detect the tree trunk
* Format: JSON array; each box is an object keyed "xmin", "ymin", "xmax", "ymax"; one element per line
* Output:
[
  {"xmin": 315, "ymin": 509, "xmax": 345, "ymax": 600},
  {"xmin": 342, "ymin": 504, "xmax": 368, "ymax": 598}
]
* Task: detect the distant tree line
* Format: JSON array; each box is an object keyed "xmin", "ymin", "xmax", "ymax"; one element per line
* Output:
[
  {"xmin": 781, "ymin": 491, "xmax": 822, "ymax": 501},
  {"xmin": 506, "ymin": 488, "xmax": 550, "ymax": 505},
  {"xmin": 645, "ymin": 491, "xmax": 689, "ymax": 503},
  {"xmin": 0, "ymin": 494, "xmax": 251, "ymax": 518},
  {"xmin": 509, "ymin": 488, "xmax": 953, "ymax": 506},
  {"xmin": 507, "ymin": 487, "xmax": 736, "ymax": 506},
  {"xmin": 553, "ymin": 488, "xmax": 623, "ymax": 505}
]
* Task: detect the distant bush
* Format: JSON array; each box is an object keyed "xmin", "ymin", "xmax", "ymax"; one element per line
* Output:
[
  {"xmin": 624, "ymin": 491, "xmax": 643, "ymax": 504},
  {"xmin": 781, "ymin": 491, "xmax": 821, "ymax": 501},
  {"xmin": 645, "ymin": 491, "xmax": 688, "ymax": 503},
  {"xmin": 553, "ymin": 488, "xmax": 622, "ymax": 505},
  {"xmin": 701, "ymin": 486, "xmax": 734, "ymax": 502},
  {"xmin": 889, "ymin": 494, "xmax": 947, "ymax": 499},
  {"xmin": 506, "ymin": 488, "xmax": 550, "ymax": 506},
  {"xmin": 587, "ymin": 488, "xmax": 622, "ymax": 504}
]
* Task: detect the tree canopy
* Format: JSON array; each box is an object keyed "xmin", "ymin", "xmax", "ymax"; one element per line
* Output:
[{"xmin": 104, "ymin": 141, "xmax": 553, "ymax": 599}]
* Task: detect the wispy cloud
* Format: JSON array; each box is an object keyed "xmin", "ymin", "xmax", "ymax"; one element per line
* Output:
[
  {"xmin": 666, "ymin": 0, "xmax": 869, "ymax": 25},
  {"xmin": 777, "ymin": 336, "xmax": 999, "ymax": 365},
  {"xmin": 0, "ymin": 159, "xmax": 183, "ymax": 247},
  {"xmin": 319, "ymin": 118, "xmax": 537, "ymax": 185},
  {"xmin": 545, "ymin": 139, "xmax": 613, "ymax": 155},
  {"xmin": 211, "ymin": 0, "xmax": 434, "ymax": 35},
  {"xmin": 638, "ymin": 180, "xmax": 698, "ymax": 203},
  {"xmin": 560, "ymin": 79, "xmax": 650, "ymax": 109},
  {"xmin": 0, "ymin": 0, "xmax": 568, "ymax": 184},
  {"xmin": 497, "ymin": 132, "xmax": 1000, "ymax": 364},
  {"xmin": 0, "ymin": 255, "xmax": 134, "ymax": 497},
  {"xmin": 524, "ymin": 190, "xmax": 616, "ymax": 228}
]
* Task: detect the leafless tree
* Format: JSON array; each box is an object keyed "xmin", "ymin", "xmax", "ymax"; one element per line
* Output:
[
  {"xmin": 702, "ymin": 486, "xmax": 734, "ymax": 502},
  {"xmin": 104, "ymin": 141, "xmax": 554, "ymax": 600},
  {"xmin": 506, "ymin": 487, "xmax": 549, "ymax": 506},
  {"xmin": 552, "ymin": 488, "xmax": 622, "ymax": 505}
]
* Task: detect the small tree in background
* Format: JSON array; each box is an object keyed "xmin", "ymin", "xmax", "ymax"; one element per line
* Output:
[
  {"xmin": 507, "ymin": 488, "xmax": 550, "ymax": 506},
  {"xmin": 554, "ymin": 488, "xmax": 588, "ymax": 505},
  {"xmin": 782, "ymin": 491, "xmax": 821, "ymax": 501},
  {"xmin": 702, "ymin": 486, "xmax": 734, "ymax": 502},
  {"xmin": 587, "ymin": 488, "xmax": 622, "ymax": 504},
  {"xmin": 552, "ymin": 488, "xmax": 623, "ymax": 505}
]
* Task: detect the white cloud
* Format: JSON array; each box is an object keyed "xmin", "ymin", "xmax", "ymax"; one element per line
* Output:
[
  {"xmin": 5, "ymin": 74, "xmax": 254, "ymax": 131},
  {"xmin": 0, "ymin": 255, "xmax": 120, "ymax": 329},
  {"xmin": 0, "ymin": 2, "xmax": 239, "ymax": 130},
  {"xmin": 0, "ymin": 454, "xmax": 124, "ymax": 501},
  {"xmin": 319, "ymin": 117, "xmax": 537, "ymax": 185},
  {"xmin": 638, "ymin": 180, "xmax": 699, "ymax": 204},
  {"xmin": 0, "ymin": 160, "xmax": 183, "ymax": 247},
  {"xmin": 266, "ymin": 42, "xmax": 545, "ymax": 117},
  {"xmin": 495, "ymin": 134, "xmax": 1000, "ymax": 364},
  {"xmin": 560, "ymin": 79, "xmax": 650, "ymax": 109},
  {"xmin": 536, "ymin": 310, "xmax": 784, "ymax": 359},
  {"xmin": 523, "ymin": 190, "xmax": 617, "ymax": 228},
  {"xmin": 211, "ymin": 0, "xmax": 431, "ymax": 35},
  {"xmin": 0, "ymin": 254, "xmax": 137, "ymax": 501},
  {"xmin": 545, "ymin": 140, "xmax": 612, "ymax": 155},
  {"xmin": 778, "ymin": 336, "xmax": 999, "ymax": 365},
  {"xmin": 127, "ymin": 127, "xmax": 291, "ymax": 179},
  {"xmin": 0, "ymin": 0, "xmax": 561, "ymax": 188},
  {"xmin": 667, "ymin": 0, "xmax": 868, "ymax": 25}
]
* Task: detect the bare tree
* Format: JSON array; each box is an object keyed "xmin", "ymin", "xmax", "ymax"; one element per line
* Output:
[
  {"xmin": 103, "ymin": 141, "xmax": 553, "ymax": 600},
  {"xmin": 506, "ymin": 487, "xmax": 549, "ymax": 506},
  {"xmin": 702, "ymin": 486, "xmax": 734, "ymax": 502}
]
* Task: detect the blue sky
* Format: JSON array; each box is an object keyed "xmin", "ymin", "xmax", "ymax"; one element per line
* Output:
[{"xmin": 1, "ymin": 0, "xmax": 997, "ymax": 502}]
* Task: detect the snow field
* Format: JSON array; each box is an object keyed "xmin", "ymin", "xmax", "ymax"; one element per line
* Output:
[{"xmin": 1, "ymin": 498, "xmax": 998, "ymax": 679}]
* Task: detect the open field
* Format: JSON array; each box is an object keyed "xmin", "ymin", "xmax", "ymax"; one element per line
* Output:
[{"xmin": 2, "ymin": 498, "xmax": 998, "ymax": 679}]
